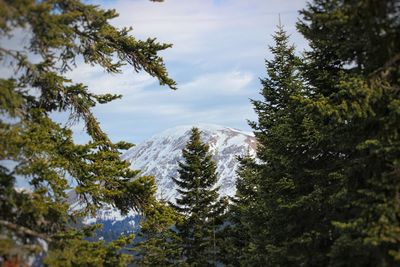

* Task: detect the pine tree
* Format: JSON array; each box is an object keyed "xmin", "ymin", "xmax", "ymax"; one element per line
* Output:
[
  {"xmin": 231, "ymin": 25, "xmax": 342, "ymax": 266},
  {"xmin": 172, "ymin": 127, "xmax": 226, "ymax": 266},
  {"xmin": 297, "ymin": 0, "xmax": 400, "ymax": 265},
  {"xmin": 226, "ymin": 1, "xmax": 399, "ymax": 266},
  {"xmin": 251, "ymin": 26, "xmax": 323, "ymax": 266},
  {"xmin": 0, "ymin": 0, "xmax": 175, "ymax": 265},
  {"xmin": 219, "ymin": 155, "xmax": 261, "ymax": 266},
  {"xmin": 133, "ymin": 198, "xmax": 184, "ymax": 267}
]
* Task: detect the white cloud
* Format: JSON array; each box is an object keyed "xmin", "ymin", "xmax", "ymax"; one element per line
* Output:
[
  {"xmin": 103, "ymin": 0, "xmax": 308, "ymax": 63},
  {"xmin": 90, "ymin": 69, "xmax": 254, "ymax": 119},
  {"xmin": 182, "ymin": 70, "xmax": 254, "ymax": 95},
  {"xmin": 67, "ymin": 64, "xmax": 156, "ymax": 95}
]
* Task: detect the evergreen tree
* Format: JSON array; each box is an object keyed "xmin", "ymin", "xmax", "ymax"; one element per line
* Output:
[
  {"xmin": 0, "ymin": 0, "xmax": 175, "ymax": 265},
  {"xmin": 44, "ymin": 228, "xmax": 135, "ymax": 267},
  {"xmin": 250, "ymin": 25, "xmax": 307, "ymax": 266},
  {"xmin": 172, "ymin": 127, "xmax": 226, "ymax": 266},
  {"xmin": 297, "ymin": 0, "xmax": 400, "ymax": 265},
  {"xmin": 231, "ymin": 25, "xmax": 341, "ymax": 266},
  {"xmin": 219, "ymin": 155, "xmax": 260, "ymax": 266},
  {"xmin": 133, "ymin": 198, "xmax": 184, "ymax": 267},
  {"xmin": 232, "ymin": 2, "xmax": 400, "ymax": 264}
]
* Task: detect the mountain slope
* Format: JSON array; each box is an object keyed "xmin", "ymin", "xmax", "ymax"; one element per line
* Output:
[
  {"xmin": 71, "ymin": 124, "xmax": 256, "ymax": 238},
  {"xmin": 122, "ymin": 124, "xmax": 257, "ymax": 201}
]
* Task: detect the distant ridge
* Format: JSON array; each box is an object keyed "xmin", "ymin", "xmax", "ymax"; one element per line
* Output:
[
  {"xmin": 70, "ymin": 124, "xmax": 257, "ymax": 238},
  {"xmin": 122, "ymin": 123, "xmax": 257, "ymax": 200}
]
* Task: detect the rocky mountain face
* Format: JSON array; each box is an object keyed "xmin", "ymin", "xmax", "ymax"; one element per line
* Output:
[
  {"xmin": 71, "ymin": 124, "xmax": 257, "ymax": 239},
  {"xmin": 122, "ymin": 124, "xmax": 257, "ymax": 201}
]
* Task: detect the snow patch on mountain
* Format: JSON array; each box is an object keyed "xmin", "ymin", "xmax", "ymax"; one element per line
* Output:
[
  {"xmin": 121, "ymin": 123, "xmax": 256, "ymax": 201},
  {"xmin": 71, "ymin": 124, "xmax": 257, "ymax": 232}
]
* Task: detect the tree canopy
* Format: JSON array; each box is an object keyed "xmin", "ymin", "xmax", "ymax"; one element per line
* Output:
[
  {"xmin": 172, "ymin": 127, "xmax": 226, "ymax": 266},
  {"xmin": 227, "ymin": 0, "xmax": 400, "ymax": 266},
  {"xmin": 0, "ymin": 0, "xmax": 175, "ymax": 265}
]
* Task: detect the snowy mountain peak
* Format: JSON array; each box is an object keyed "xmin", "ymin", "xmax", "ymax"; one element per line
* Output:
[
  {"xmin": 72, "ymin": 124, "xmax": 256, "ymax": 232},
  {"xmin": 147, "ymin": 123, "xmax": 254, "ymax": 140},
  {"xmin": 122, "ymin": 124, "xmax": 256, "ymax": 201}
]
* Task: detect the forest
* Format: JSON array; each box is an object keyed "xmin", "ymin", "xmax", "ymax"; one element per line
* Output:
[{"xmin": 0, "ymin": 0, "xmax": 399, "ymax": 266}]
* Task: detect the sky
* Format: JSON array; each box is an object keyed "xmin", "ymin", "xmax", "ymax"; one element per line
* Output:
[{"xmin": 5, "ymin": 0, "xmax": 310, "ymax": 145}]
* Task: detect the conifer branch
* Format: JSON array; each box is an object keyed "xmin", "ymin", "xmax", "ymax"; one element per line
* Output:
[{"xmin": 0, "ymin": 220, "xmax": 52, "ymax": 242}]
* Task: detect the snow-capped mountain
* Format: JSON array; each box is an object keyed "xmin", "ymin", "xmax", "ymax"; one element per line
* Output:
[
  {"xmin": 122, "ymin": 124, "xmax": 257, "ymax": 201},
  {"xmin": 70, "ymin": 124, "xmax": 257, "ymax": 239}
]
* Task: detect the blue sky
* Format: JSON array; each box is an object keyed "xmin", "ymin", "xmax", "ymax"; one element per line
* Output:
[
  {"xmin": 0, "ymin": 0, "xmax": 309, "ymax": 188},
  {"xmin": 11, "ymin": 0, "xmax": 310, "ymax": 145}
]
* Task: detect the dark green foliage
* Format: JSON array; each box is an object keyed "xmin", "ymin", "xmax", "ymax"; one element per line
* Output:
[
  {"xmin": 172, "ymin": 127, "xmax": 226, "ymax": 266},
  {"xmin": 232, "ymin": 25, "xmax": 339, "ymax": 266},
  {"xmin": 219, "ymin": 155, "xmax": 260, "ymax": 266},
  {"xmin": 133, "ymin": 128, "xmax": 227, "ymax": 266},
  {"xmin": 298, "ymin": 0, "xmax": 400, "ymax": 265},
  {"xmin": 0, "ymin": 0, "xmax": 175, "ymax": 265},
  {"xmin": 44, "ymin": 227, "xmax": 135, "ymax": 267},
  {"xmin": 133, "ymin": 200, "xmax": 184, "ymax": 267},
  {"xmin": 229, "ymin": 1, "xmax": 400, "ymax": 266}
]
